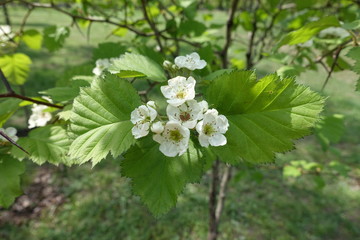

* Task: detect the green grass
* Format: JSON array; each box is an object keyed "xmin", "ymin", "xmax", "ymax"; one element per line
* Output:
[{"xmin": 1, "ymin": 6, "xmax": 360, "ymax": 240}]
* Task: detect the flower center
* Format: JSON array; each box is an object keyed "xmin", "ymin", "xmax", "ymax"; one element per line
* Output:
[
  {"xmin": 169, "ymin": 129, "xmax": 183, "ymax": 142},
  {"xmin": 176, "ymin": 91, "xmax": 186, "ymax": 99},
  {"xmin": 203, "ymin": 124, "xmax": 216, "ymax": 136},
  {"xmin": 180, "ymin": 112, "xmax": 191, "ymax": 121}
]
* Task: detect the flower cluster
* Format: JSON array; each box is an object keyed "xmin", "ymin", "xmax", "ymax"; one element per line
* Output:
[
  {"xmin": 28, "ymin": 97, "xmax": 52, "ymax": 129},
  {"xmin": 130, "ymin": 53, "xmax": 229, "ymax": 157}
]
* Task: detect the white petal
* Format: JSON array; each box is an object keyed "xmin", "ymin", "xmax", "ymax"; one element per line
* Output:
[
  {"xmin": 209, "ymin": 133, "xmax": 227, "ymax": 146},
  {"xmin": 183, "ymin": 120, "xmax": 197, "ymax": 129},
  {"xmin": 151, "ymin": 121, "xmax": 164, "ymax": 134},
  {"xmin": 199, "ymin": 134, "xmax": 210, "ymax": 147},
  {"xmin": 130, "ymin": 109, "xmax": 141, "ymax": 124},
  {"xmin": 146, "ymin": 101, "xmax": 156, "ymax": 109},
  {"xmin": 174, "ymin": 56, "xmax": 186, "ymax": 68},
  {"xmin": 196, "ymin": 121, "xmax": 203, "ymax": 134},
  {"xmin": 148, "ymin": 106, "xmax": 157, "ymax": 121},
  {"xmin": 189, "ymin": 52, "xmax": 200, "ymax": 61},
  {"xmin": 167, "ymin": 98, "xmax": 186, "ymax": 107},
  {"xmin": 217, "ymin": 115, "xmax": 229, "ymax": 133},
  {"xmin": 196, "ymin": 60, "xmax": 207, "ymax": 69},
  {"xmin": 132, "ymin": 123, "xmax": 150, "ymax": 139},
  {"xmin": 153, "ymin": 133, "xmax": 164, "ymax": 143},
  {"xmin": 159, "ymin": 141, "xmax": 178, "ymax": 157},
  {"xmin": 166, "ymin": 104, "xmax": 181, "ymax": 122},
  {"xmin": 161, "ymin": 85, "xmax": 173, "ymax": 99}
]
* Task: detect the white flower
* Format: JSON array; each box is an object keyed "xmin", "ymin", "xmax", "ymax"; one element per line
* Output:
[
  {"xmin": 196, "ymin": 109, "xmax": 229, "ymax": 147},
  {"xmin": 130, "ymin": 101, "xmax": 157, "ymax": 139},
  {"xmin": 161, "ymin": 76, "xmax": 196, "ymax": 107},
  {"xmin": 174, "ymin": 52, "xmax": 207, "ymax": 70},
  {"xmin": 167, "ymin": 100, "xmax": 202, "ymax": 129},
  {"xmin": 28, "ymin": 104, "xmax": 52, "ymax": 129},
  {"xmin": 151, "ymin": 121, "xmax": 164, "ymax": 134},
  {"xmin": 0, "ymin": 127, "xmax": 18, "ymax": 142},
  {"xmin": 153, "ymin": 121, "xmax": 190, "ymax": 157},
  {"xmin": 92, "ymin": 58, "xmax": 112, "ymax": 76},
  {"xmin": 0, "ymin": 25, "xmax": 13, "ymax": 42}
]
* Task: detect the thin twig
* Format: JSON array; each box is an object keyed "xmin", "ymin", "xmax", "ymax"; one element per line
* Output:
[
  {"xmin": 0, "ymin": 130, "xmax": 29, "ymax": 155},
  {"xmin": 18, "ymin": 0, "xmax": 153, "ymax": 37},
  {"xmin": 246, "ymin": 0, "xmax": 260, "ymax": 69},
  {"xmin": 0, "ymin": 69, "xmax": 64, "ymax": 109},
  {"xmin": 140, "ymin": 0, "xmax": 164, "ymax": 53},
  {"xmin": 220, "ymin": 0, "xmax": 240, "ymax": 68},
  {"xmin": 321, "ymin": 46, "xmax": 343, "ymax": 91}
]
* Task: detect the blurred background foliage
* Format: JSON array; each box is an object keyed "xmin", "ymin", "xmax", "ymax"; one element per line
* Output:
[{"xmin": 0, "ymin": 0, "xmax": 359, "ymax": 239}]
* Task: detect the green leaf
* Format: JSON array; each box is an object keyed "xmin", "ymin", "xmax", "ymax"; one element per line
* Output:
[
  {"xmin": 0, "ymin": 53, "xmax": 32, "ymax": 85},
  {"xmin": 315, "ymin": 114, "xmax": 345, "ymax": 151},
  {"xmin": 11, "ymin": 125, "xmax": 71, "ymax": 165},
  {"xmin": 206, "ymin": 70, "xmax": 325, "ymax": 164},
  {"xmin": 0, "ymin": 155, "xmax": 25, "ymax": 208},
  {"xmin": 22, "ymin": 29, "xmax": 43, "ymax": 50},
  {"xmin": 0, "ymin": 99, "xmax": 21, "ymax": 127},
  {"xmin": 276, "ymin": 16, "xmax": 340, "ymax": 49},
  {"xmin": 69, "ymin": 74, "xmax": 142, "ymax": 166},
  {"xmin": 121, "ymin": 137, "xmax": 204, "ymax": 216},
  {"xmin": 92, "ymin": 42, "xmax": 127, "ymax": 61},
  {"xmin": 109, "ymin": 53, "xmax": 166, "ymax": 82},
  {"xmin": 347, "ymin": 46, "xmax": 360, "ymax": 74},
  {"xmin": 179, "ymin": 20, "xmax": 206, "ymax": 36},
  {"xmin": 43, "ymin": 26, "xmax": 70, "ymax": 52}
]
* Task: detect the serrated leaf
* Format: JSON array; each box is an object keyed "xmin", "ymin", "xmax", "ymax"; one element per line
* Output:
[
  {"xmin": 315, "ymin": 114, "xmax": 345, "ymax": 151},
  {"xmin": 347, "ymin": 46, "xmax": 360, "ymax": 74},
  {"xmin": 0, "ymin": 154, "xmax": 25, "ymax": 208},
  {"xmin": 108, "ymin": 53, "xmax": 166, "ymax": 82},
  {"xmin": 206, "ymin": 70, "xmax": 325, "ymax": 164},
  {"xmin": 121, "ymin": 137, "xmax": 204, "ymax": 216},
  {"xmin": 276, "ymin": 16, "xmax": 340, "ymax": 49},
  {"xmin": 0, "ymin": 53, "xmax": 32, "ymax": 85},
  {"xmin": 22, "ymin": 29, "xmax": 43, "ymax": 50},
  {"xmin": 11, "ymin": 125, "xmax": 71, "ymax": 165},
  {"xmin": 43, "ymin": 26, "xmax": 70, "ymax": 52},
  {"xmin": 69, "ymin": 74, "xmax": 142, "ymax": 166}
]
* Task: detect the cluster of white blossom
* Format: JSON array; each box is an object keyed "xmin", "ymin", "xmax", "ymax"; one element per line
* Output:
[
  {"xmin": 28, "ymin": 97, "xmax": 52, "ymax": 129},
  {"xmin": 130, "ymin": 52, "xmax": 229, "ymax": 157},
  {"xmin": 0, "ymin": 127, "xmax": 18, "ymax": 143},
  {"xmin": 0, "ymin": 25, "xmax": 12, "ymax": 42}
]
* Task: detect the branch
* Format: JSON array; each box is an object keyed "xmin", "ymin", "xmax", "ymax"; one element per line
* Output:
[
  {"xmin": 246, "ymin": 1, "xmax": 260, "ymax": 69},
  {"xmin": 18, "ymin": 0, "xmax": 153, "ymax": 37},
  {"xmin": 215, "ymin": 166, "xmax": 232, "ymax": 222},
  {"xmin": 0, "ymin": 130, "xmax": 29, "ymax": 155},
  {"xmin": 140, "ymin": 0, "xmax": 164, "ymax": 53},
  {"xmin": 0, "ymin": 69, "xmax": 64, "ymax": 109},
  {"xmin": 208, "ymin": 160, "xmax": 220, "ymax": 240},
  {"xmin": 321, "ymin": 46, "xmax": 343, "ymax": 91},
  {"xmin": 220, "ymin": 0, "xmax": 240, "ymax": 68}
]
